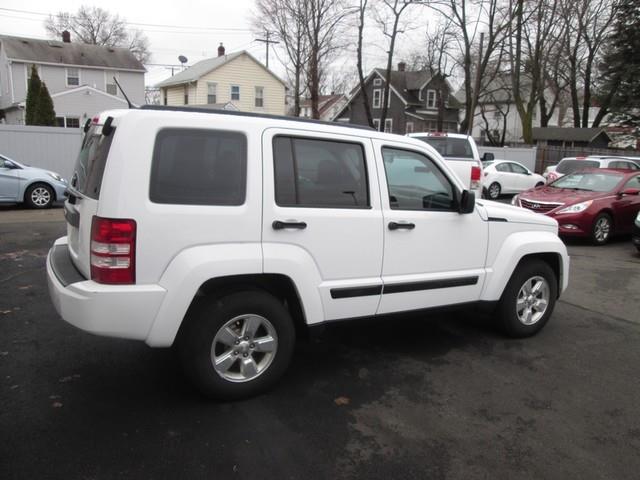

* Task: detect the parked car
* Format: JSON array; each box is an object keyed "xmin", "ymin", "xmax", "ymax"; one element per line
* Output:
[
  {"xmin": 407, "ymin": 132, "xmax": 488, "ymax": 197},
  {"xmin": 513, "ymin": 169, "xmax": 640, "ymax": 245},
  {"xmin": 633, "ymin": 211, "xmax": 640, "ymax": 253},
  {"xmin": 481, "ymin": 160, "xmax": 546, "ymax": 199},
  {"xmin": 545, "ymin": 156, "xmax": 640, "ymax": 183},
  {"xmin": 0, "ymin": 154, "xmax": 67, "ymax": 208},
  {"xmin": 47, "ymin": 106, "xmax": 569, "ymax": 400}
]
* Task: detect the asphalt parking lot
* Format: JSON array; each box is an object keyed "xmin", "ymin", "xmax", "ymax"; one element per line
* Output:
[{"xmin": 1, "ymin": 206, "xmax": 640, "ymax": 480}]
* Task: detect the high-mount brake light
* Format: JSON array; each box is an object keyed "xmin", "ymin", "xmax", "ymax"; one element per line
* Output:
[{"xmin": 90, "ymin": 216, "xmax": 136, "ymax": 284}]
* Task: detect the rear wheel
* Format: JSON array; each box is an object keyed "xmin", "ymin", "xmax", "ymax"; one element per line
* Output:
[
  {"xmin": 496, "ymin": 259, "xmax": 557, "ymax": 338},
  {"xmin": 25, "ymin": 183, "xmax": 54, "ymax": 209},
  {"xmin": 535, "ymin": 182, "xmax": 544, "ymax": 187},
  {"xmin": 177, "ymin": 290, "xmax": 296, "ymax": 400},
  {"xmin": 591, "ymin": 213, "xmax": 613, "ymax": 245},
  {"xmin": 488, "ymin": 182, "xmax": 501, "ymax": 199}
]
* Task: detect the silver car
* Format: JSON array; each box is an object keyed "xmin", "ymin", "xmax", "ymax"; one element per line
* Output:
[{"xmin": 0, "ymin": 154, "xmax": 67, "ymax": 208}]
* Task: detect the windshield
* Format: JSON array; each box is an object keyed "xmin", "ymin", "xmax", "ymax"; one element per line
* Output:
[
  {"xmin": 551, "ymin": 171, "xmax": 623, "ymax": 192},
  {"xmin": 556, "ymin": 159, "xmax": 599, "ymax": 174},
  {"xmin": 70, "ymin": 125, "xmax": 115, "ymax": 199},
  {"xmin": 414, "ymin": 136, "xmax": 475, "ymax": 160}
]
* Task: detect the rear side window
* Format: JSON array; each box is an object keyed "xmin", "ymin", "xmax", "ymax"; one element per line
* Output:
[
  {"xmin": 71, "ymin": 126, "xmax": 115, "ymax": 199},
  {"xmin": 150, "ymin": 128, "xmax": 246, "ymax": 206},
  {"xmin": 415, "ymin": 136, "xmax": 474, "ymax": 160},
  {"xmin": 273, "ymin": 136, "xmax": 369, "ymax": 208}
]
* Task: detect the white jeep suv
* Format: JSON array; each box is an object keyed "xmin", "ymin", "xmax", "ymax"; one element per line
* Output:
[{"xmin": 47, "ymin": 107, "xmax": 569, "ymax": 399}]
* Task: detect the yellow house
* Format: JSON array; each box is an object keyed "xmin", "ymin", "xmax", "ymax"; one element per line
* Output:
[{"xmin": 155, "ymin": 44, "xmax": 286, "ymax": 115}]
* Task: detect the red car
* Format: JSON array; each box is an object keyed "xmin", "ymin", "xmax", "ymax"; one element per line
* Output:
[{"xmin": 513, "ymin": 169, "xmax": 640, "ymax": 245}]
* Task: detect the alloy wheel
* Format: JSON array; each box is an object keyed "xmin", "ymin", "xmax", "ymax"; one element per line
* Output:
[
  {"xmin": 31, "ymin": 187, "xmax": 51, "ymax": 207},
  {"xmin": 515, "ymin": 276, "xmax": 550, "ymax": 325}
]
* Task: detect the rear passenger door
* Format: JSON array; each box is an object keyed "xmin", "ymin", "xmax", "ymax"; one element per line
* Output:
[{"xmin": 262, "ymin": 129, "xmax": 384, "ymax": 322}]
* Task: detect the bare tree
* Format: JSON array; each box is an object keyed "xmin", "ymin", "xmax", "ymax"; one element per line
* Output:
[
  {"xmin": 355, "ymin": 0, "xmax": 374, "ymax": 127},
  {"xmin": 45, "ymin": 6, "xmax": 151, "ymax": 64},
  {"xmin": 303, "ymin": 0, "xmax": 354, "ymax": 119},
  {"xmin": 254, "ymin": 0, "xmax": 309, "ymax": 116}
]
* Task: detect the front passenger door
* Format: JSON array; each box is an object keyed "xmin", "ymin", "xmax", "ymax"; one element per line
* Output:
[
  {"xmin": 0, "ymin": 157, "xmax": 21, "ymax": 201},
  {"xmin": 374, "ymin": 141, "xmax": 488, "ymax": 315}
]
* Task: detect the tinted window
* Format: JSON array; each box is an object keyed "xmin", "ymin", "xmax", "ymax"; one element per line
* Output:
[
  {"xmin": 556, "ymin": 159, "xmax": 599, "ymax": 174},
  {"xmin": 150, "ymin": 128, "xmax": 246, "ymax": 206},
  {"xmin": 414, "ymin": 136, "xmax": 474, "ymax": 160},
  {"xmin": 382, "ymin": 148, "xmax": 456, "ymax": 211},
  {"xmin": 71, "ymin": 126, "xmax": 115, "ymax": 199},
  {"xmin": 273, "ymin": 136, "xmax": 369, "ymax": 208}
]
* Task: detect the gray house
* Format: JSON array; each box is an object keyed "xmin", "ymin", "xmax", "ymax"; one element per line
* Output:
[
  {"xmin": 0, "ymin": 33, "xmax": 145, "ymax": 127},
  {"xmin": 334, "ymin": 63, "xmax": 461, "ymax": 134}
]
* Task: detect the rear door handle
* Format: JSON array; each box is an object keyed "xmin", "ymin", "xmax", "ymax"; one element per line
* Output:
[
  {"xmin": 272, "ymin": 220, "xmax": 307, "ymax": 230},
  {"xmin": 388, "ymin": 221, "xmax": 415, "ymax": 231}
]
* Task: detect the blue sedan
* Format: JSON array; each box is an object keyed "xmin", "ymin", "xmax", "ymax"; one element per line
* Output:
[{"xmin": 0, "ymin": 154, "xmax": 68, "ymax": 208}]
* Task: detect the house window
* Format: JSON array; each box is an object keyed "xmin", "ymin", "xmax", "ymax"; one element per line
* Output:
[
  {"xmin": 163, "ymin": 89, "xmax": 167, "ymax": 106},
  {"xmin": 231, "ymin": 85, "xmax": 240, "ymax": 101},
  {"xmin": 373, "ymin": 119, "xmax": 380, "ymax": 130},
  {"xmin": 106, "ymin": 72, "xmax": 118, "ymax": 96},
  {"xmin": 66, "ymin": 68, "xmax": 80, "ymax": 87},
  {"xmin": 373, "ymin": 78, "xmax": 382, "ymax": 86},
  {"xmin": 406, "ymin": 121, "xmax": 414, "ymax": 134},
  {"xmin": 207, "ymin": 82, "xmax": 217, "ymax": 104},
  {"xmin": 384, "ymin": 118, "xmax": 393, "ymax": 133},
  {"xmin": 373, "ymin": 89, "xmax": 381, "ymax": 109},
  {"xmin": 426, "ymin": 90, "xmax": 436, "ymax": 109},
  {"xmin": 255, "ymin": 86, "xmax": 264, "ymax": 107},
  {"xmin": 55, "ymin": 116, "xmax": 80, "ymax": 128},
  {"xmin": 184, "ymin": 85, "xmax": 189, "ymax": 105}
]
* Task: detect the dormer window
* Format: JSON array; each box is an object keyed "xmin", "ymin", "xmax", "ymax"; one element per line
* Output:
[
  {"xmin": 373, "ymin": 78, "xmax": 382, "ymax": 86},
  {"xmin": 426, "ymin": 89, "xmax": 436, "ymax": 109}
]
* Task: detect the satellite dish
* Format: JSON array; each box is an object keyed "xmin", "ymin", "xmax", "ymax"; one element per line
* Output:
[{"xmin": 178, "ymin": 55, "xmax": 188, "ymax": 64}]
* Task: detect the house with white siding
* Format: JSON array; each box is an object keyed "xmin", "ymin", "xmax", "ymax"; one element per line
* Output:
[
  {"xmin": 155, "ymin": 44, "xmax": 286, "ymax": 116},
  {"xmin": 0, "ymin": 32, "xmax": 145, "ymax": 127}
]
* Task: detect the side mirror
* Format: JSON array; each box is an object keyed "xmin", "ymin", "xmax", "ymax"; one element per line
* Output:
[
  {"xmin": 459, "ymin": 189, "xmax": 475, "ymax": 214},
  {"xmin": 621, "ymin": 188, "xmax": 640, "ymax": 196},
  {"xmin": 482, "ymin": 152, "xmax": 495, "ymax": 161}
]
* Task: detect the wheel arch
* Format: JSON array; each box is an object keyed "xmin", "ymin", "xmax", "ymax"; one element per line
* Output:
[{"xmin": 23, "ymin": 181, "xmax": 57, "ymax": 203}]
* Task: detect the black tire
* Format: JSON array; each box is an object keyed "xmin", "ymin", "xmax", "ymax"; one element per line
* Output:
[
  {"xmin": 496, "ymin": 259, "xmax": 557, "ymax": 338},
  {"xmin": 177, "ymin": 290, "xmax": 295, "ymax": 400},
  {"xmin": 488, "ymin": 182, "xmax": 501, "ymax": 200},
  {"xmin": 535, "ymin": 182, "xmax": 544, "ymax": 188},
  {"xmin": 591, "ymin": 212, "xmax": 613, "ymax": 245},
  {"xmin": 25, "ymin": 183, "xmax": 54, "ymax": 209}
]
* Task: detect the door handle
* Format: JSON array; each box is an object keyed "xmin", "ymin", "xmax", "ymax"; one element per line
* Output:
[
  {"xmin": 272, "ymin": 220, "xmax": 307, "ymax": 230},
  {"xmin": 388, "ymin": 221, "xmax": 415, "ymax": 230}
]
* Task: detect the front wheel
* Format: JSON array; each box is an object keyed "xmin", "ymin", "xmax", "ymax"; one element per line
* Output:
[
  {"xmin": 25, "ymin": 183, "xmax": 54, "ymax": 208},
  {"xmin": 177, "ymin": 290, "xmax": 296, "ymax": 400},
  {"xmin": 592, "ymin": 213, "xmax": 613, "ymax": 245},
  {"xmin": 496, "ymin": 259, "xmax": 558, "ymax": 338}
]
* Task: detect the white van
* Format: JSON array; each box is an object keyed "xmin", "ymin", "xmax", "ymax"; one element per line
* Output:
[{"xmin": 47, "ymin": 106, "xmax": 569, "ymax": 399}]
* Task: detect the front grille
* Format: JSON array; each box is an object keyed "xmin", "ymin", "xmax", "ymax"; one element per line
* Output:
[{"xmin": 520, "ymin": 198, "xmax": 561, "ymax": 213}]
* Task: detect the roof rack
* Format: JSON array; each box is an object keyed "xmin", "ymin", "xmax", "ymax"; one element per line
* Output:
[{"xmin": 139, "ymin": 104, "xmax": 373, "ymax": 131}]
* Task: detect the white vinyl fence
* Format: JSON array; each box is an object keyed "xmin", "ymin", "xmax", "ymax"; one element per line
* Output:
[
  {"xmin": 478, "ymin": 146, "xmax": 538, "ymax": 172},
  {"xmin": 0, "ymin": 124, "xmax": 82, "ymax": 180}
]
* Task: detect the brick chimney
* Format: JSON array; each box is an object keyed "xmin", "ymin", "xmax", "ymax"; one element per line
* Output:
[
  {"xmin": 62, "ymin": 30, "xmax": 71, "ymax": 43},
  {"xmin": 218, "ymin": 43, "xmax": 225, "ymax": 57},
  {"xmin": 397, "ymin": 62, "xmax": 406, "ymax": 72}
]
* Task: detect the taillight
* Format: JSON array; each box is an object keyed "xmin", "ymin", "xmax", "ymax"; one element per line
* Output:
[
  {"xmin": 90, "ymin": 216, "xmax": 136, "ymax": 284},
  {"xmin": 471, "ymin": 165, "xmax": 481, "ymax": 190}
]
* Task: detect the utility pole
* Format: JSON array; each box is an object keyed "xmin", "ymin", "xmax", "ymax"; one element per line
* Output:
[{"xmin": 255, "ymin": 31, "xmax": 279, "ymax": 68}]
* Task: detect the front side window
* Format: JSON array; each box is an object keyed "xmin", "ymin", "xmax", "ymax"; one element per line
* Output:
[
  {"xmin": 231, "ymin": 85, "xmax": 240, "ymax": 101},
  {"xmin": 382, "ymin": 147, "xmax": 456, "ymax": 211},
  {"xmin": 207, "ymin": 83, "xmax": 217, "ymax": 104},
  {"xmin": 150, "ymin": 128, "xmax": 247, "ymax": 206},
  {"xmin": 66, "ymin": 68, "xmax": 80, "ymax": 87},
  {"xmin": 273, "ymin": 136, "xmax": 369, "ymax": 208},
  {"xmin": 255, "ymin": 86, "xmax": 264, "ymax": 107},
  {"xmin": 623, "ymin": 175, "xmax": 640, "ymax": 190}
]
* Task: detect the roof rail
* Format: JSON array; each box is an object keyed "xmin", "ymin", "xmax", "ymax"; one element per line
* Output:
[{"xmin": 139, "ymin": 104, "xmax": 373, "ymax": 131}]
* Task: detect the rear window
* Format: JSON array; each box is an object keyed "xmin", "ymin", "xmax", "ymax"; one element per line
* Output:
[
  {"xmin": 414, "ymin": 136, "xmax": 474, "ymax": 160},
  {"xmin": 150, "ymin": 128, "xmax": 247, "ymax": 206},
  {"xmin": 71, "ymin": 126, "xmax": 115, "ymax": 199},
  {"xmin": 556, "ymin": 159, "xmax": 599, "ymax": 174}
]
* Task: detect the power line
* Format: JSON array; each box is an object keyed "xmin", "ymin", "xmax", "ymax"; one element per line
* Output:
[{"xmin": 255, "ymin": 31, "xmax": 279, "ymax": 68}]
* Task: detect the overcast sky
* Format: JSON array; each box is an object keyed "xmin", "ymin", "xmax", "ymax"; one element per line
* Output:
[{"xmin": 0, "ymin": 0, "xmax": 433, "ymax": 90}]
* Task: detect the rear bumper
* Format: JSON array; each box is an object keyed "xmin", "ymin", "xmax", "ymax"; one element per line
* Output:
[{"xmin": 47, "ymin": 237, "xmax": 166, "ymax": 341}]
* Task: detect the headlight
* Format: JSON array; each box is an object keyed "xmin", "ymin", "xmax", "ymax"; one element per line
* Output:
[
  {"xmin": 47, "ymin": 172, "xmax": 65, "ymax": 183},
  {"xmin": 511, "ymin": 195, "xmax": 519, "ymax": 206},
  {"xmin": 556, "ymin": 200, "xmax": 592, "ymax": 214}
]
